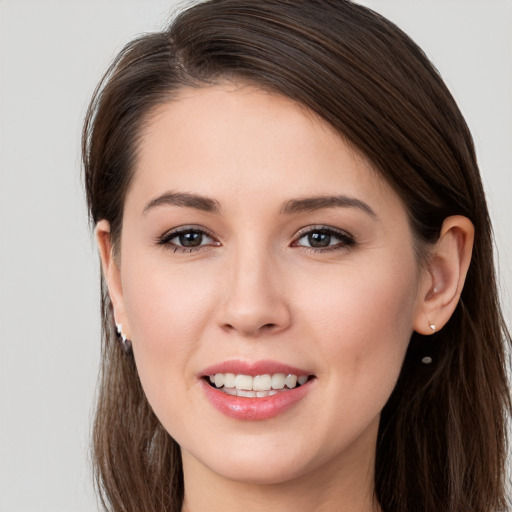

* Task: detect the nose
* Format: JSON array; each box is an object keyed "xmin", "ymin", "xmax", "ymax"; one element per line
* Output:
[{"xmin": 216, "ymin": 247, "xmax": 292, "ymax": 337}]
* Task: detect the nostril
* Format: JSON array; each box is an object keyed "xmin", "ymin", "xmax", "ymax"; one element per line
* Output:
[{"xmin": 221, "ymin": 322, "xmax": 279, "ymax": 335}]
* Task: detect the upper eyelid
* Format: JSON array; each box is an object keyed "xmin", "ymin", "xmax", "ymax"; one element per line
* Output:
[
  {"xmin": 160, "ymin": 225, "xmax": 218, "ymax": 241},
  {"xmin": 294, "ymin": 225, "xmax": 354, "ymax": 238}
]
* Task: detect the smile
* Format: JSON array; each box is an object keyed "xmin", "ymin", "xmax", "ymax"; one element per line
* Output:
[
  {"xmin": 200, "ymin": 361, "xmax": 316, "ymax": 420},
  {"xmin": 207, "ymin": 373, "xmax": 310, "ymax": 398}
]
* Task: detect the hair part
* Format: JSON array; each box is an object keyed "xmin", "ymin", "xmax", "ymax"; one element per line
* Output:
[{"xmin": 83, "ymin": 1, "xmax": 511, "ymax": 510}]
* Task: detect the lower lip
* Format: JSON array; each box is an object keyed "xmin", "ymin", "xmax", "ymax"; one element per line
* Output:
[{"xmin": 201, "ymin": 379, "xmax": 314, "ymax": 421}]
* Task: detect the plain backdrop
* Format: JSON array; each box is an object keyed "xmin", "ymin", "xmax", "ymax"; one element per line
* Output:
[{"xmin": 0, "ymin": 1, "xmax": 510, "ymax": 510}]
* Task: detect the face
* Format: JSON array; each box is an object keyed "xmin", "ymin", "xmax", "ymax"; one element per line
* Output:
[{"xmin": 105, "ymin": 83, "xmax": 430, "ymax": 486}]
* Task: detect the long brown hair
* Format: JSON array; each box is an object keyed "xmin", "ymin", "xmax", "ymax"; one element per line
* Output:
[{"xmin": 82, "ymin": 1, "xmax": 511, "ymax": 510}]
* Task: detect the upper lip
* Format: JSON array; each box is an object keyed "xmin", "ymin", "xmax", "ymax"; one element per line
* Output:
[{"xmin": 200, "ymin": 359, "xmax": 312, "ymax": 377}]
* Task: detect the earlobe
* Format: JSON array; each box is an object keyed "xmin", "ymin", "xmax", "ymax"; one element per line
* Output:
[
  {"xmin": 414, "ymin": 215, "xmax": 474, "ymax": 335},
  {"xmin": 95, "ymin": 220, "xmax": 132, "ymax": 339}
]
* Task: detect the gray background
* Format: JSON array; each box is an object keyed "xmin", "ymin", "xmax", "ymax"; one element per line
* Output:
[{"xmin": 0, "ymin": 1, "xmax": 510, "ymax": 510}]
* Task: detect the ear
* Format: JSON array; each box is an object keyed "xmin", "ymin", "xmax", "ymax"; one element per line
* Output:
[
  {"xmin": 95, "ymin": 220, "xmax": 131, "ymax": 339},
  {"xmin": 413, "ymin": 215, "xmax": 474, "ymax": 335}
]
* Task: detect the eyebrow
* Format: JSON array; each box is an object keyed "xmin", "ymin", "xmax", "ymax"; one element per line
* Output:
[
  {"xmin": 142, "ymin": 191, "xmax": 376, "ymax": 218},
  {"xmin": 143, "ymin": 191, "xmax": 221, "ymax": 215},
  {"xmin": 280, "ymin": 195, "xmax": 377, "ymax": 218}
]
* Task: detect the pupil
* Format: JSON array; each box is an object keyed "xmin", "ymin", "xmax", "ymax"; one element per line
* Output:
[
  {"xmin": 179, "ymin": 231, "xmax": 202, "ymax": 247},
  {"xmin": 308, "ymin": 232, "xmax": 331, "ymax": 247}
]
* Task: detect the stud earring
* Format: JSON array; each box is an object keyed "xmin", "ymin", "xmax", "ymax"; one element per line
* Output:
[
  {"xmin": 115, "ymin": 323, "xmax": 133, "ymax": 355},
  {"xmin": 421, "ymin": 322, "xmax": 437, "ymax": 364}
]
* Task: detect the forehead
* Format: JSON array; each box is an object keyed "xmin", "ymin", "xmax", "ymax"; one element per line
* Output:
[{"xmin": 127, "ymin": 83, "xmax": 401, "ymax": 217}]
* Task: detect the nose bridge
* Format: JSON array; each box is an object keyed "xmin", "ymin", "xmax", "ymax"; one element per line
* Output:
[{"xmin": 218, "ymin": 234, "xmax": 290, "ymax": 336}]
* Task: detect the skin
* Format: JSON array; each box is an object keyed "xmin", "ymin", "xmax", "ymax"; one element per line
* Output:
[{"xmin": 97, "ymin": 83, "xmax": 474, "ymax": 512}]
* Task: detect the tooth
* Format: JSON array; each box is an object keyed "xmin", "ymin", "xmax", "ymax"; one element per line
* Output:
[
  {"xmin": 223, "ymin": 387, "xmax": 237, "ymax": 395},
  {"xmin": 256, "ymin": 391, "xmax": 269, "ymax": 397},
  {"xmin": 285, "ymin": 374, "xmax": 297, "ymax": 388},
  {"xmin": 271, "ymin": 373, "xmax": 286, "ymax": 389},
  {"xmin": 298, "ymin": 375, "xmax": 308, "ymax": 385},
  {"xmin": 269, "ymin": 390, "xmax": 278, "ymax": 396},
  {"xmin": 224, "ymin": 373, "xmax": 236, "ymax": 388},
  {"xmin": 214, "ymin": 374, "xmax": 224, "ymax": 387},
  {"xmin": 237, "ymin": 389, "xmax": 256, "ymax": 397},
  {"xmin": 235, "ymin": 374, "xmax": 253, "ymax": 390},
  {"xmin": 253, "ymin": 374, "xmax": 272, "ymax": 391},
  {"xmin": 209, "ymin": 375, "xmax": 215, "ymax": 384}
]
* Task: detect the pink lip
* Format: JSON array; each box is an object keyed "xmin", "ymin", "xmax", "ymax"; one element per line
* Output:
[
  {"xmin": 200, "ymin": 379, "xmax": 314, "ymax": 421},
  {"xmin": 200, "ymin": 359, "xmax": 310, "ymax": 377},
  {"xmin": 199, "ymin": 359, "xmax": 315, "ymax": 421}
]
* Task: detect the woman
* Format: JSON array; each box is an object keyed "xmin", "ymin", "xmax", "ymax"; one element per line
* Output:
[{"xmin": 82, "ymin": 1, "xmax": 511, "ymax": 511}]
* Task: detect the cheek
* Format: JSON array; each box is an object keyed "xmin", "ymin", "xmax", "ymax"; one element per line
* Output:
[
  {"xmin": 290, "ymin": 258, "xmax": 419, "ymax": 447},
  {"xmin": 123, "ymin": 256, "xmax": 214, "ymax": 335},
  {"xmin": 121, "ymin": 257, "xmax": 219, "ymax": 385},
  {"xmin": 302, "ymin": 256, "xmax": 418, "ymax": 377},
  {"xmin": 119, "ymin": 259, "xmax": 222, "ymax": 433}
]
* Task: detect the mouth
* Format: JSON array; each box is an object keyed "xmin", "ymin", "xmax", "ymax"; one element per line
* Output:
[
  {"xmin": 200, "ymin": 362, "xmax": 316, "ymax": 420},
  {"xmin": 203, "ymin": 373, "xmax": 314, "ymax": 398}
]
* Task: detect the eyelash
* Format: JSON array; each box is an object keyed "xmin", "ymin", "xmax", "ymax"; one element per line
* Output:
[
  {"xmin": 156, "ymin": 225, "xmax": 356, "ymax": 254},
  {"xmin": 293, "ymin": 225, "xmax": 356, "ymax": 253},
  {"xmin": 156, "ymin": 225, "xmax": 219, "ymax": 253}
]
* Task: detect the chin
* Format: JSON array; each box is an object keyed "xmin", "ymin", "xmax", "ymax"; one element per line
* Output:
[
  {"xmin": 208, "ymin": 457, "xmax": 312, "ymax": 486},
  {"xmin": 182, "ymin": 433, "xmax": 333, "ymax": 486}
]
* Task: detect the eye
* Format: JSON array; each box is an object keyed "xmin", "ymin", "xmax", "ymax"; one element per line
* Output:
[
  {"xmin": 157, "ymin": 226, "xmax": 219, "ymax": 252},
  {"xmin": 293, "ymin": 226, "xmax": 355, "ymax": 252}
]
